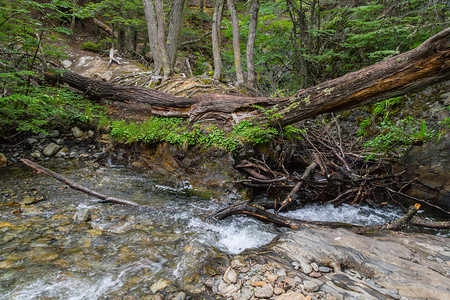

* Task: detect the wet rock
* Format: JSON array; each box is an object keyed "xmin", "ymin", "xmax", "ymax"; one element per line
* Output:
[
  {"xmin": 150, "ymin": 278, "xmax": 172, "ymax": 293},
  {"xmin": 73, "ymin": 209, "xmax": 91, "ymax": 222},
  {"xmin": 55, "ymin": 147, "xmax": 70, "ymax": 158},
  {"xmin": 53, "ymin": 258, "xmax": 70, "ymax": 268},
  {"xmin": 303, "ymin": 280, "xmax": 320, "ymax": 292},
  {"xmin": 22, "ymin": 194, "xmax": 45, "ymax": 205},
  {"xmin": 72, "ymin": 127, "xmax": 84, "ymax": 138},
  {"xmin": 254, "ymin": 282, "xmax": 273, "ymax": 298},
  {"xmin": 43, "ymin": 143, "xmax": 61, "ymax": 157},
  {"xmin": 231, "ymin": 255, "xmax": 247, "ymax": 268},
  {"xmin": 172, "ymin": 291, "xmax": 186, "ymax": 300},
  {"xmin": 0, "ymin": 260, "xmax": 14, "ymax": 269},
  {"xmin": 275, "ymin": 291, "xmax": 305, "ymax": 300},
  {"xmin": 319, "ymin": 266, "xmax": 331, "ymax": 273},
  {"xmin": 223, "ymin": 266, "xmax": 238, "ymax": 284},
  {"xmin": 30, "ymin": 151, "xmax": 43, "ymax": 159},
  {"xmin": 0, "ymin": 153, "xmax": 7, "ymax": 166}
]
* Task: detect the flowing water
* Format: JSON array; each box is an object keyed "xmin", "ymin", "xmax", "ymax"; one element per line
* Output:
[{"xmin": 0, "ymin": 161, "xmax": 404, "ymax": 299}]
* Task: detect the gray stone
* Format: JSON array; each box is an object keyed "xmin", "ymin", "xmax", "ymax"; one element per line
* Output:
[
  {"xmin": 61, "ymin": 60, "xmax": 72, "ymax": 69},
  {"xmin": 231, "ymin": 256, "xmax": 247, "ymax": 268},
  {"xmin": 73, "ymin": 209, "xmax": 91, "ymax": 222},
  {"xmin": 172, "ymin": 291, "xmax": 186, "ymax": 300},
  {"xmin": 292, "ymin": 261, "xmax": 300, "ymax": 269},
  {"xmin": 72, "ymin": 127, "xmax": 84, "ymax": 138},
  {"xmin": 319, "ymin": 266, "xmax": 331, "ymax": 273},
  {"xmin": 30, "ymin": 151, "xmax": 43, "ymax": 159},
  {"xmin": 303, "ymin": 280, "xmax": 320, "ymax": 292},
  {"xmin": 69, "ymin": 151, "xmax": 78, "ymax": 158},
  {"xmin": 299, "ymin": 259, "xmax": 313, "ymax": 274},
  {"xmin": 50, "ymin": 130, "xmax": 59, "ymax": 137},
  {"xmin": 235, "ymin": 286, "xmax": 253, "ymax": 300},
  {"xmin": 43, "ymin": 143, "xmax": 61, "ymax": 157},
  {"xmin": 254, "ymin": 283, "xmax": 273, "ymax": 298},
  {"xmin": 55, "ymin": 147, "xmax": 69, "ymax": 158},
  {"xmin": 311, "ymin": 262, "xmax": 319, "ymax": 272},
  {"xmin": 223, "ymin": 266, "xmax": 238, "ymax": 284},
  {"xmin": 309, "ymin": 272, "xmax": 322, "ymax": 278},
  {"xmin": 56, "ymin": 138, "xmax": 65, "ymax": 145},
  {"xmin": 218, "ymin": 280, "xmax": 239, "ymax": 297},
  {"xmin": 275, "ymin": 291, "xmax": 305, "ymax": 300},
  {"xmin": 276, "ymin": 268, "xmax": 287, "ymax": 276},
  {"xmin": 38, "ymin": 132, "xmax": 47, "ymax": 139},
  {"xmin": 26, "ymin": 138, "xmax": 39, "ymax": 145}
]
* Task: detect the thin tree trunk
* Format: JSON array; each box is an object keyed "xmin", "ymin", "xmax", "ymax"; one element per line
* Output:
[
  {"xmin": 154, "ymin": 0, "xmax": 171, "ymax": 78},
  {"xmin": 246, "ymin": 0, "xmax": 259, "ymax": 89},
  {"xmin": 212, "ymin": 0, "xmax": 225, "ymax": 80},
  {"xmin": 142, "ymin": 0, "xmax": 162, "ymax": 72},
  {"xmin": 226, "ymin": 0, "xmax": 245, "ymax": 86},
  {"xmin": 166, "ymin": 0, "xmax": 186, "ymax": 72}
]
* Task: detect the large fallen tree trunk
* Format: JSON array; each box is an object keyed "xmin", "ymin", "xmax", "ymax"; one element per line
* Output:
[{"xmin": 46, "ymin": 28, "xmax": 450, "ymax": 125}]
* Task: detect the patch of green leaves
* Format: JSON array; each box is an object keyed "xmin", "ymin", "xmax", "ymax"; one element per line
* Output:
[{"xmin": 0, "ymin": 86, "xmax": 107, "ymax": 136}]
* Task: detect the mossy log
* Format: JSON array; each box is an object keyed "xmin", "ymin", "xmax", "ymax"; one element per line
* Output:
[{"xmin": 45, "ymin": 28, "xmax": 450, "ymax": 126}]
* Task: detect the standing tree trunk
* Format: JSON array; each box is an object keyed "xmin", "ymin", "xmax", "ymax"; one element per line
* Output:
[
  {"xmin": 166, "ymin": 0, "xmax": 186, "ymax": 72},
  {"xmin": 142, "ymin": 0, "xmax": 162, "ymax": 72},
  {"xmin": 154, "ymin": 0, "xmax": 171, "ymax": 78},
  {"xmin": 246, "ymin": 0, "xmax": 259, "ymax": 89},
  {"xmin": 227, "ymin": 0, "xmax": 245, "ymax": 86},
  {"xmin": 212, "ymin": 0, "xmax": 225, "ymax": 80}
]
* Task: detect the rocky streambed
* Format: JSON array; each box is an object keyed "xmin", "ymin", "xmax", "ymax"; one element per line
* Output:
[{"xmin": 1, "ymin": 128, "xmax": 449, "ymax": 299}]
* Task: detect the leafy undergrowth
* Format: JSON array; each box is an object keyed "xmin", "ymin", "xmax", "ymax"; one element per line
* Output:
[
  {"xmin": 0, "ymin": 86, "xmax": 108, "ymax": 137},
  {"xmin": 109, "ymin": 118, "xmax": 285, "ymax": 153}
]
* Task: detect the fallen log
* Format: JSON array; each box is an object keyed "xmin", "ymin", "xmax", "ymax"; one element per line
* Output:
[
  {"xmin": 211, "ymin": 201, "xmax": 422, "ymax": 234},
  {"xmin": 45, "ymin": 28, "xmax": 449, "ymax": 125},
  {"xmin": 21, "ymin": 159, "xmax": 140, "ymax": 207}
]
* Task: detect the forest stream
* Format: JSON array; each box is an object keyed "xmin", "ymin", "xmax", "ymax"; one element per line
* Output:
[{"xmin": 0, "ymin": 161, "xmax": 414, "ymax": 299}]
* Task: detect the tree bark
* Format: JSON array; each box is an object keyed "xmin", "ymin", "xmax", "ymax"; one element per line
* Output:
[
  {"xmin": 48, "ymin": 28, "xmax": 450, "ymax": 125},
  {"xmin": 226, "ymin": 0, "xmax": 245, "ymax": 86},
  {"xmin": 142, "ymin": 0, "xmax": 162, "ymax": 72},
  {"xmin": 154, "ymin": 0, "xmax": 171, "ymax": 78},
  {"xmin": 166, "ymin": 0, "xmax": 186, "ymax": 71},
  {"xmin": 246, "ymin": 0, "xmax": 259, "ymax": 89},
  {"xmin": 212, "ymin": 0, "xmax": 225, "ymax": 80}
]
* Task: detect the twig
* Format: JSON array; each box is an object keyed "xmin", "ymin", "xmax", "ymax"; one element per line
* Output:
[{"xmin": 21, "ymin": 159, "xmax": 140, "ymax": 207}]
